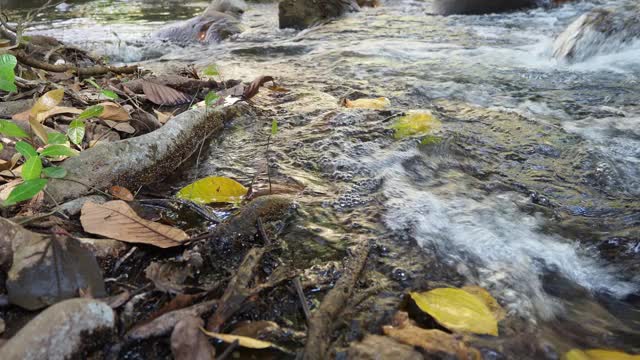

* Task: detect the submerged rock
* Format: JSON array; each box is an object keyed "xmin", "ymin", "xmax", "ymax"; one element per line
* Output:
[
  {"xmin": 278, "ymin": 0, "xmax": 359, "ymax": 30},
  {"xmin": 154, "ymin": 0, "xmax": 247, "ymax": 44},
  {"xmin": 1, "ymin": 299, "xmax": 115, "ymax": 360},
  {"xmin": 433, "ymin": 0, "xmax": 570, "ymax": 15},
  {"xmin": 553, "ymin": 7, "xmax": 640, "ymax": 63}
]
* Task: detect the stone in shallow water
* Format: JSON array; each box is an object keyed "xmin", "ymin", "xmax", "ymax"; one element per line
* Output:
[{"xmin": 1, "ymin": 299, "xmax": 115, "ymax": 360}]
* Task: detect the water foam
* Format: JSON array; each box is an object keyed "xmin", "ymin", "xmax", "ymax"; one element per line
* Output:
[{"xmin": 373, "ymin": 147, "xmax": 637, "ymax": 320}]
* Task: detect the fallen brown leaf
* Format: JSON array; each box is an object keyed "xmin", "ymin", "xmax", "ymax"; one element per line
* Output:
[
  {"xmin": 171, "ymin": 316, "xmax": 215, "ymax": 360},
  {"xmin": 243, "ymin": 75, "xmax": 274, "ymax": 100},
  {"xmin": 98, "ymin": 102, "xmax": 130, "ymax": 121},
  {"xmin": 142, "ymin": 81, "xmax": 191, "ymax": 106},
  {"xmin": 109, "ymin": 185, "xmax": 134, "ymax": 201},
  {"xmin": 80, "ymin": 200, "xmax": 188, "ymax": 248},
  {"xmin": 383, "ymin": 312, "xmax": 482, "ymax": 360}
]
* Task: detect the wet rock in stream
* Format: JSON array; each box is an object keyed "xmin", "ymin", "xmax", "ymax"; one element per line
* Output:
[{"xmin": 1, "ymin": 299, "xmax": 115, "ymax": 360}]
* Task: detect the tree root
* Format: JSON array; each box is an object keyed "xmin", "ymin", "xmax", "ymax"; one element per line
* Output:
[
  {"xmin": 13, "ymin": 50, "xmax": 138, "ymax": 76},
  {"xmin": 303, "ymin": 240, "xmax": 370, "ymax": 360},
  {"xmin": 45, "ymin": 105, "xmax": 250, "ymax": 204}
]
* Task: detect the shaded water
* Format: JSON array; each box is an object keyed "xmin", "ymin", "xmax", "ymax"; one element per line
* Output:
[{"xmin": 12, "ymin": 0, "xmax": 640, "ymax": 356}]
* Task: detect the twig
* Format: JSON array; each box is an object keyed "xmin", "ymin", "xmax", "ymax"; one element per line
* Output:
[
  {"xmin": 216, "ymin": 339, "xmax": 239, "ymax": 360},
  {"xmin": 293, "ymin": 277, "xmax": 311, "ymax": 325},
  {"xmin": 206, "ymin": 247, "xmax": 266, "ymax": 331},
  {"xmin": 256, "ymin": 217, "xmax": 271, "ymax": 246},
  {"xmin": 303, "ymin": 241, "xmax": 370, "ymax": 360}
]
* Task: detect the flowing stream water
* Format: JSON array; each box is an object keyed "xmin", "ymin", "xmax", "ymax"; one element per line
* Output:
[{"xmin": 10, "ymin": 0, "xmax": 640, "ymax": 357}]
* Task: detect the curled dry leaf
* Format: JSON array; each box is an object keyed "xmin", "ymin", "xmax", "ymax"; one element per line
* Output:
[
  {"xmin": 109, "ymin": 185, "xmax": 134, "ymax": 201},
  {"xmin": 383, "ymin": 311, "xmax": 482, "ymax": 360},
  {"xmin": 98, "ymin": 102, "xmax": 130, "ymax": 121},
  {"xmin": 142, "ymin": 81, "xmax": 191, "ymax": 106},
  {"xmin": 243, "ymin": 75, "xmax": 274, "ymax": 100},
  {"xmin": 171, "ymin": 316, "xmax": 216, "ymax": 360},
  {"xmin": 80, "ymin": 200, "xmax": 188, "ymax": 248},
  {"xmin": 104, "ymin": 120, "xmax": 136, "ymax": 134},
  {"xmin": 154, "ymin": 110, "xmax": 174, "ymax": 124}
]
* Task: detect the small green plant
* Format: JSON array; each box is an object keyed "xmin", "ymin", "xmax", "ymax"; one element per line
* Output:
[
  {"xmin": 1, "ymin": 140, "xmax": 75, "ymax": 206},
  {"xmin": 85, "ymin": 78, "xmax": 119, "ymax": 100},
  {"xmin": 204, "ymin": 91, "xmax": 220, "ymax": 108},
  {"xmin": 0, "ymin": 54, "xmax": 17, "ymax": 93},
  {"xmin": 67, "ymin": 105, "xmax": 104, "ymax": 146},
  {"xmin": 0, "ymin": 88, "xmax": 91, "ymax": 206},
  {"xmin": 202, "ymin": 64, "xmax": 220, "ymax": 77},
  {"xmin": 266, "ymin": 119, "xmax": 278, "ymax": 194}
]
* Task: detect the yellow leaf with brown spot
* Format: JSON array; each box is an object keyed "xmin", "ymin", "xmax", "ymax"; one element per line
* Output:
[
  {"xmin": 177, "ymin": 176, "xmax": 247, "ymax": 204},
  {"xmin": 410, "ymin": 287, "xmax": 499, "ymax": 336}
]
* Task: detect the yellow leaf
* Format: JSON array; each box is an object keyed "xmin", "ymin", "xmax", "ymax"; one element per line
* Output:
[
  {"xmin": 30, "ymin": 88, "xmax": 65, "ymax": 118},
  {"xmin": 392, "ymin": 111, "xmax": 442, "ymax": 139},
  {"xmin": 344, "ymin": 97, "xmax": 390, "ymax": 110},
  {"xmin": 200, "ymin": 329, "xmax": 273, "ymax": 349},
  {"xmin": 461, "ymin": 285, "xmax": 505, "ymax": 321},
  {"xmin": 564, "ymin": 349, "xmax": 640, "ymax": 360},
  {"xmin": 177, "ymin": 176, "xmax": 247, "ymax": 204},
  {"xmin": 410, "ymin": 287, "xmax": 499, "ymax": 336}
]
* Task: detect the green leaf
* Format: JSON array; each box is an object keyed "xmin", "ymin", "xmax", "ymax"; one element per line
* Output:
[
  {"xmin": 0, "ymin": 119, "xmax": 28, "ymax": 138},
  {"xmin": 47, "ymin": 132, "xmax": 68, "ymax": 145},
  {"xmin": 205, "ymin": 91, "xmax": 219, "ymax": 107},
  {"xmin": 43, "ymin": 166, "xmax": 67, "ymax": 178},
  {"xmin": 76, "ymin": 105, "xmax": 104, "ymax": 121},
  {"xmin": 67, "ymin": 120, "xmax": 86, "ymax": 146},
  {"xmin": 40, "ymin": 145, "xmax": 79, "ymax": 158},
  {"xmin": 3, "ymin": 179, "xmax": 48, "ymax": 206},
  {"xmin": 21, "ymin": 156, "xmax": 42, "ymax": 181},
  {"xmin": 84, "ymin": 78, "xmax": 101, "ymax": 90},
  {"xmin": 0, "ymin": 54, "xmax": 18, "ymax": 93},
  {"xmin": 271, "ymin": 119, "xmax": 278, "ymax": 135},
  {"xmin": 202, "ymin": 64, "xmax": 219, "ymax": 76},
  {"xmin": 15, "ymin": 141, "xmax": 38, "ymax": 159},
  {"xmin": 392, "ymin": 111, "xmax": 442, "ymax": 139},
  {"xmin": 0, "ymin": 143, "xmax": 3, "ymax": 152},
  {"xmin": 177, "ymin": 176, "xmax": 247, "ymax": 204},
  {"xmin": 101, "ymin": 90, "xmax": 119, "ymax": 100}
]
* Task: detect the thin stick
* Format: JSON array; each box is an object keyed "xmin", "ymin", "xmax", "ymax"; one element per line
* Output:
[
  {"xmin": 216, "ymin": 339, "xmax": 239, "ymax": 360},
  {"xmin": 293, "ymin": 277, "xmax": 311, "ymax": 325}
]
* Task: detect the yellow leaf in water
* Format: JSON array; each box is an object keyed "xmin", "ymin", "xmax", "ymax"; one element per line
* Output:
[
  {"xmin": 177, "ymin": 176, "xmax": 247, "ymax": 204},
  {"xmin": 200, "ymin": 329, "xmax": 273, "ymax": 349},
  {"xmin": 392, "ymin": 111, "xmax": 442, "ymax": 139},
  {"xmin": 410, "ymin": 287, "xmax": 499, "ymax": 336},
  {"xmin": 30, "ymin": 88, "xmax": 65, "ymax": 118},
  {"xmin": 344, "ymin": 97, "xmax": 390, "ymax": 110},
  {"xmin": 564, "ymin": 349, "xmax": 640, "ymax": 360},
  {"xmin": 461, "ymin": 285, "xmax": 506, "ymax": 321}
]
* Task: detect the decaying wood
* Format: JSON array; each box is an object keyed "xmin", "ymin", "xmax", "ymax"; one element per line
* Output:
[
  {"xmin": 13, "ymin": 50, "xmax": 139, "ymax": 76},
  {"xmin": 303, "ymin": 240, "xmax": 370, "ymax": 360},
  {"xmin": 45, "ymin": 104, "xmax": 249, "ymax": 203}
]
